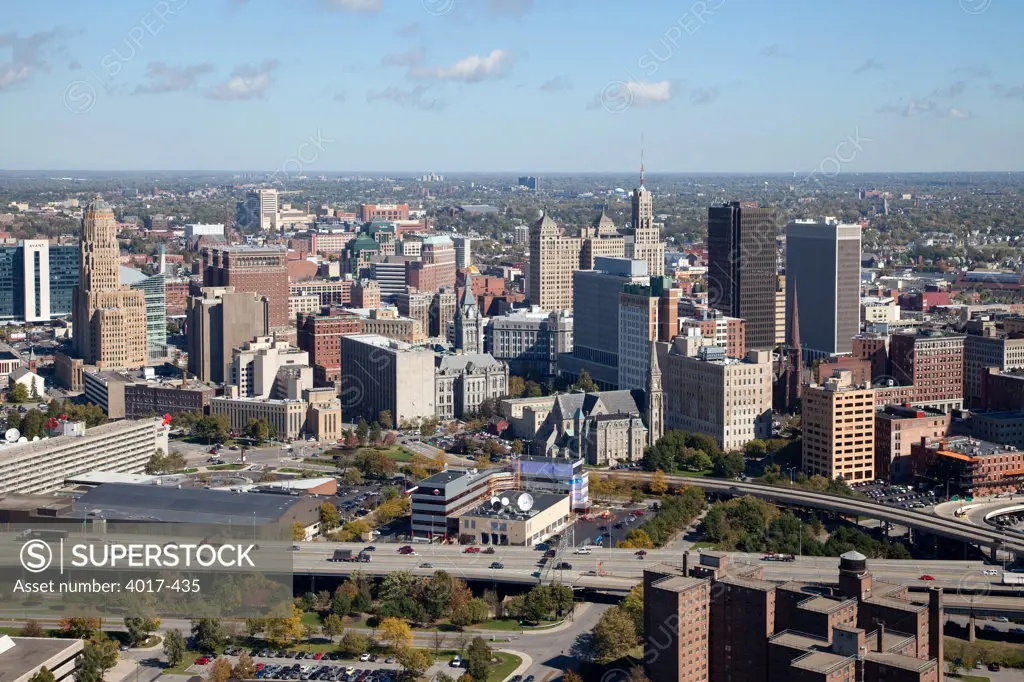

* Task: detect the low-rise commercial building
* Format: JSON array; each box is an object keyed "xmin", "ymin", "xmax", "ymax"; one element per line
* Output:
[
  {"xmin": 874, "ymin": 405, "xmax": 950, "ymax": 481},
  {"xmin": 0, "ymin": 419, "xmax": 168, "ymax": 495},
  {"xmin": 228, "ymin": 337, "xmax": 311, "ymax": 399},
  {"xmin": 911, "ymin": 435, "xmax": 1024, "ymax": 497},
  {"xmin": 410, "ymin": 469, "xmax": 512, "ymax": 539},
  {"xmin": 516, "ymin": 454, "xmax": 589, "ymax": 511},
  {"xmin": 124, "ymin": 379, "xmax": 216, "ymax": 420},
  {"xmin": 210, "ymin": 392, "xmax": 342, "ymax": 442},
  {"xmin": 0, "ymin": 635, "xmax": 84, "ymax": 682},
  {"xmin": 963, "ymin": 333, "xmax": 1024, "ymax": 408},
  {"xmin": 458, "ymin": 491, "xmax": 570, "ymax": 546}
]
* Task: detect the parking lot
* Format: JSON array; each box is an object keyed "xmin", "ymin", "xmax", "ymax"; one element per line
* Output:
[
  {"xmin": 192, "ymin": 648, "xmax": 402, "ymax": 682},
  {"xmin": 571, "ymin": 503, "xmax": 652, "ymax": 549},
  {"xmin": 854, "ymin": 481, "xmax": 938, "ymax": 510}
]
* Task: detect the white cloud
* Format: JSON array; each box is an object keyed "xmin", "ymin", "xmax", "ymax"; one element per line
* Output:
[
  {"xmin": 947, "ymin": 108, "xmax": 970, "ymax": 119},
  {"xmin": 0, "ymin": 28, "xmax": 67, "ymax": 91},
  {"xmin": 627, "ymin": 80, "xmax": 673, "ymax": 105},
  {"xmin": 133, "ymin": 62, "xmax": 213, "ymax": 94},
  {"xmin": 206, "ymin": 60, "xmax": 278, "ymax": 100},
  {"xmin": 539, "ymin": 76, "xmax": 571, "ymax": 93},
  {"xmin": 412, "ymin": 49, "xmax": 514, "ymax": 82}
]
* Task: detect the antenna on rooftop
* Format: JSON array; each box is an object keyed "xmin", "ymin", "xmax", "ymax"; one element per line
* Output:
[{"xmin": 517, "ymin": 493, "xmax": 534, "ymax": 512}]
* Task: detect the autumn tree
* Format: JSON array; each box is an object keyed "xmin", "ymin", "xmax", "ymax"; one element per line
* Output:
[
  {"xmin": 378, "ymin": 616, "xmax": 413, "ymax": 650},
  {"xmin": 206, "ymin": 658, "xmax": 232, "ymax": 682},
  {"xmin": 649, "ymin": 469, "xmax": 669, "ymax": 495},
  {"xmin": 59, "ymin": 616, "xmax": 101, "ymax": 639},
  {"xmin": 232, "ymin": 653, "xmax": 258, "ymax": 681},
  {"xmin": 20, "ymin": 620, "xmax": 45, "ymax": 637}
]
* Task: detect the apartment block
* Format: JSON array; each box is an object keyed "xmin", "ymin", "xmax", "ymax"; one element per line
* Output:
[
  {"xmin": 963, "ymin": 333, "xmax": 1024, "ymax": 408},
  {"xmin": 644, "ymin": 567, "xmax": 711, "ymax": 682},
  {"xmin": 802, "ymin": 370, "xmax": 876, "ymax": 481}
]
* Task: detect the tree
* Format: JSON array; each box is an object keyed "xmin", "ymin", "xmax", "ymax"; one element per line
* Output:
[
  {"xmin": 430, "ymin": 631, "xmax": 449, "ymax": 658},
  {"xmin": 77, "ymin": 638, "xmax": 119, "ymax": 682},
  {"xmin": 593, "ymin": 606, "xmax": 638, "ymax": 663},
  {"xmin": 232, "ymin": 653, "xmax": 258, "ymax": 681},
  {"xmin": 190, "ymin": 618, "xmax": 225, "ymax": 654},
  {"xmin": 743, "ymin": 439, "xmax": 767, "ymax": 458},
  {"xmin": 379, "ymin": 616, "xmax": 413, "ymax": 651},
  {"xmin": 563, "ymin": 672, "xmax": 584, "ymax": 682},
  {"xmin": 508, "ymin": 375, "xmax": 526, "ymax": 397},
  {"xmin": 123, "ymin": 616, "xmax": 159, "ymax": 645},
  {"xmin": 60, "ymin": 616, "xmax": 101, "ymax": 639},
  {"xmin": 319, "ymin": 502, "xmax": 341, "ymax": 531},
  {"xmin": 264, "ymin": 606, "xmax": 303, "ymax": 646},
  {"xmin": 511, "ymin": 439, "xmax": 523, "ymax": 455},
  {"xmin": 419, "ymin": 417, "xmax": 439, "ymax": 438},
  {"xmin": 206, "ymin": 658, "xmax": 232, "ymax": 682},
  {"xmin": 28, "ymin": 668, "xmax": 55, "ymax": 682},
  {"xmin": 6, "ymin": 409, "xmax": 20, "ymax": 430},
  {"xmin": 356, "ymin": 419, "xmax": 369, "ymax": 445},
  {"xmin": 20, "ymin": 409, "xmax": 47, "ymax": 439},
  {"xmin": 341, "ymin": 467, "xmax": 365, "ymax": 485},
  {"xmin": 163, "ymin": 629, "xmax": 187, "ymax": 667},
  {"xmin": 712, "ymin": 450, "xmax": 745, "ymax": 479},
  {"xmin": 291, "ymin": 521, "xmax": 306, "ymax": 541},
  {"xmin": 649, "ymin": 470, "xmax": 668, "ymax": 495},
  {"xmin": 570, "ymin": 369, "xmax": 597, "ymax": 393},
  {"xmin": 369, "ymin": 421, "xmax": 382, "ymax": 445},
  {"xmin": 378, "ymin": 410, "xmax": 393, "ymax": 430},
  {"xmin": 465, "ymin": 637, "xmax": 493, "ymax": 682},
  {"xmin": 8, "ymin": 382, "xmax": 29, "ymax": 403},
  {"xmin": 338, "ymin": 631, "xmax": 369, "ymax": 657},
  {"xmin": 46, "ymin": 399, "xmax": 62, "ymax": 417},
  {"xmin": 21, "ymin": 620, "xmax": 45, "ymax": 637},
  {"xmin": 245, "ymin": 418, "xmax": 270, "ymax": 444},
  {"xmin": 321, "ymin": 613, "xmax": 344, "ymax": 640},
  {"xmin": 395, "ymin": 647, "xmax": 432, "ymax": 677}
]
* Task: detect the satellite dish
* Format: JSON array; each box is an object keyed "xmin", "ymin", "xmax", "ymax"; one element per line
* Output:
[
  {"xmin": 500, "ymin": 497, "xmax": 510, "ymax": 507},
  {"xmin": 4, "ymin": 428, "xmax": 19, "ymax": 442},
  {"xmin": 517, "ymin": 493, "xmax": 534, "ymax": 512},
  {"xmin": 31, "ymin": 436, "xmax": 39, "ymax": 441},
  {"xmin": 489, "ymin": 497, "xmax": 501, "ymax": 510},
  {"xmin": 17, "ymin": 436, "xmax": 27, "ymax": 443}
]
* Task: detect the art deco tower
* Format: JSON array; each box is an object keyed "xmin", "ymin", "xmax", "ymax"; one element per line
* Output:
[
  {"xmin": 72, "ymin": 198, "xmax": 148, "ymax": 369},
  {"xmin": 628, "ymin": 153, "xmax": 665, "ymax": 277}
]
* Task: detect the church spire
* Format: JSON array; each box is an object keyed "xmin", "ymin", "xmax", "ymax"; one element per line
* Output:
[
  {"xmin": 640, "ymin": 133, "xmax": 645, "ymax": 187},
  {"xmin": 788, "ymin": 280, "xmax": 801, "ymax": 351}
]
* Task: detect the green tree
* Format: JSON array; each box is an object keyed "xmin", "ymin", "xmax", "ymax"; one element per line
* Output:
[
  {"xmin": 163, "ymin": 629, "xmax": 187, "ymax": 667},
  {"xmin": 464, "ymin": 637, "xmax": 493, "ymax": 681},
  {"xmin": 369, "ymin": 421, "xmax": 382, "ymax": 445},
  {"xmin": 6, "ymin": 409, "xmax": 20, "ymax": 431},
  {"xmin": 355, "ymin": 419, "xmax": 369, "ymax": 445},
  {"xmin": 744, "ymin": 439, "xmax": 767, "ymax": 458},
  {"xmin": 570, "ymin": 369, "xmax": 597, "ymax": 393},
  {"xmin": 341, "ymin": 467, "xmax": 365, "ymax": 485},
  {"xmin": 46, "ymin": 399, "xmax": 62, "ymax": 417},
  {"xmin": 190, "ymin": 618, "xmax": 225, "ymax": 654},
  {"xmin": 77, "ymin": 638, "xmax": 119, "ymax": 682},
  {"xmin": 28, "ymin": 668, "xmax": 56, "ymax": 682},
  {"xmin": 712, "ymin": 451, "xmax": 745, "ymax": 479},
  {"xmin": 338, "ymin": 631, "xmax": 369, "ymax": 657},
  {"xmin": 8, "ymin": 382, "xmax": 29, "ymax": 403},
  {"xmin": 232, "ymin": 653, "xmax": 258, "ymax": 681},
  {"xmin": 321, "ymin": 613, "xmax": 344, "ymax": 640},
  {"xmin": 419, "ymin": 417, "xmax": 438, "ymax": 438},
  {"xmin": 123, "ymin": 616, "xmax": 159, "ymax": 645},
  {"xmin": 593, "ymin": 606, "xmax": 638, "ymax": 663},
  {"xmin": 378, "ymin": 410, "xmax": 393, "ymax": 429},
  {"xmin": 20, "ymin": 408, "xmax": 47, "ymax": 439},
  {"xmin": 245, "ymin": 418, "xmax": 270, "ymax": 444},
  {"xmin": 319, "ymin": 502, "xmax": 341, "ymax": 531},
  {"xmin": 395, "ymin": 647, "xmax": 433, "ymax": 677}
]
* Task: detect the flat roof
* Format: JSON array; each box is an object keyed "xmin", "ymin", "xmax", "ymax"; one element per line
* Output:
[
  {"xmin": 72, "ymin": 482, "xmax": 309, "ymax": 524},
  {"xmin": 790, "ymin": 651, "xmax": 853, "ymax": 674},
  {"xmin": 65, "ymin": 471, "xmax": 157, "ymax": 486},
  {"xmin": 462, "ymin": 490, "xmax": 566, "ymax": 519},
  {"xmin": 862, "ymin": 595, "xmax": 927, "ymax": 613},
  {"xmin": 0, "ymin": 636, "xmax": 83, "ymax": 680},
  {"xmin": 768, "ymin": 630, "xmax": 827, "ymax": 651},
  {"xmin": 864, "ymin": 652, "xmax": 936, "ymax": 672},
  {"xmin": 0, "ymin": 419, "xmax": 161, "ymax": 463},
  {"xmin": 718, "ymin": 574, "xmax": 775, "ymax": 592},
  {"xmin": 799, "ymin": 595, "xmax": 850, "ymax": 614},
  {"xmin": 651, "ymin": 575, "xmax": 707, "ymax": 593}
]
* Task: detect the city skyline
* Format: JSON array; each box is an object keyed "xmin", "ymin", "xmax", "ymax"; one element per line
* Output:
[{"xmin": 1, "ymin": 0, "xmax": 1022, "ymax": 172}]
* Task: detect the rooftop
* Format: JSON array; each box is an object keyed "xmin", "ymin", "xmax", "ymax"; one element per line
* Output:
[
  {"xmin": 862, "ymin": 594, "xmax": 927, "ymax": 613},
  {"xmin": 799, "ymin": 595, "xmax": 851, "ymax": 614},
  {"xmin": 436, "ymin": 353, "xmax": 504, "ymax": 373},
  {"xmin": 717, "ymin": 574, "xmax": 775, "ymax": 592},
  {"xmin": 768, "ymin": 629, "xmax": 828, "ymax": 651},
  {"xmin": 864, "ymin": 651, "xmax": 936, "ymax": 673},
  {"xmin": 928, "ymin": 436, "xmax": 1018, "ymax": 458},
  {"xmin": 650, "ymin": 575, "xmax": 707, "ymax": 593},
  {"xmin": 343, "ymin": 334, "xmax": 423, "ymax": 352},
  {"xmin": 462, "ymin": 490, "xmax": 565, "ymax": 520},
  {"xmin": 0, "ymin": 418, "xmax": 163, "ymax": 462},
  {"xmin": 0, "ymin": 636, "xmax": 84, "ymax": 681},
  {"xmin": 790, "ymin": 651, "xmax": 853, "ymax": 674}
]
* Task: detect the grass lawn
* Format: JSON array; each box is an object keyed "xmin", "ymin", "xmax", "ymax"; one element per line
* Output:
[
  {"xmin": 468, "ymin": 618, "xmax": 559, "ymax": 632},
  {"xmin": 301, "ymin": 612, "xmax": 322, "ymax": 627},
  {"xmin": 170, "ymin": 468, "xmax": 198, "ymax": 474},
  {"xmin": 945, "ymin": 637, "xmax": 1024, "ymax": 668},
  {"xmin": 689, "ymin": 541, "xmax": 718, "ymax": 550},
  {"xmin": 951, "ymin": 676, "xmax": 990, "ymax": 682},
  {"xmin": 0, "ymin": 626, "xmax": 61, "ymax": 637},
  {"xmin": 162, "ymin": 657, "xmax": 202, "ymax": 676},
  {"xmin": 487, "ymin": 652, "xmax": 522, "ymax": 682},
  {"xmin": 207, "ymin": 463, "xmax": 245, "ymax": 471},
  {"xmin": 673, "ymin": 468, "xmax": 713, "ymax": 478}
]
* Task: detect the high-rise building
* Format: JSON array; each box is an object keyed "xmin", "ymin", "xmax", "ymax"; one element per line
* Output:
[
  {"xmin": 643, "ymin": 566, "xmax": 711, "ymax": 682},
  {"xmin": 628, "ymin": 165, "xmax": 665, "ymax": 277},
  {"xmin": 662, "ymin": 340, "xmax": 774, "ymax": 451},
  {"xmin": 513, "ymin": 225, "xmax": 530, "ymax": 245},
  {"xmin": 517, "ymin": 176, "xmax": 539, "ymax": 190},
  {"xmin": 201, "ymin": 245, "xmax": 290, "ymax": 332},
  {"xmin": 296, "ymin": 310, "xmax": 361, "ymax": 386},
  {"xmin": 407, "ymin": 235, "xmax": 457, "ymax": 293},
  {"xmin": 579, "ymin": 211, "xmax": 626, "ymax": 270},
  {"xmin": 679, "ymin": 309, "xmax": 747, "ymax": 359},
  {"xmin": 0, "ymin": 240, "xmax": 78, "ymax": 322},
  {"xmin": 618, "ymin": 281, "xmax": 660, "ymax": 391},
  {"xmin": 528, "ymin": 213, "xmax": 582, "ymax": 312},
  {"xmin": 786, "ymin": 219, "xmax": 862, "ymax": 358},
  {"xmin": 339, "ymin": 334, "xmax": 436, "ymax": 425},
  {"xmin": 963, "ymin": 332, "xmax": 1024, "ymax": 408},
  {"xmin": 121, "ymin": 267, "xmax": 167, "ymax": 362},
  {"xmin": 430, "ymin": 287, "xmax": 457, "ymax": 338},
  {"xmin": 452, "ymin": 236, "xmax": 472, "ymax": 269},
  {"xmin": 72, "ymin": 198, "xmax": 148, "ymax": 369},
  {"xmin": 558, "ymin": 257, "xmax": 649, "ymax": 388},
  {"xmin": 186, "ymin": 286, "xmax": 269, "ymax": 384},
  {"xmin": 454, "ymin": 276, "xmax": 485, "ymax": 354},
  {"xmin": 242, "ymin": 188, "xmax": 279, "ymax": 230},
  {"xmin": 775, "ymin": 273, "xmax": 787, "ymax": 346},
  {"xmin": 802, "ymin": 370, "xmax": 876, "ymax": 481},
  {"xmin": 707, "ymin": 202, "xmax": 778, "ymax": 351},
  {"xmin": 889, "ymin": 331, "xmax": 965, "ymax": 413}
]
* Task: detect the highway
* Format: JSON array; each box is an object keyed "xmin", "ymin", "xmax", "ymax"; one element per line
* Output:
[{"xmin": 601, "ymin": 471, "xmax": 1024, "ymax": 555}]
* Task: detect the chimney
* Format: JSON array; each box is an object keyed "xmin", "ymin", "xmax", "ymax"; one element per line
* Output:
[
  {"xmin": 876, "ymin": 622, "xmax": 885, "ymax": 653},
  {"xmin": 930, "ymin": 588, "xmax": 944, "ymax": 682},
  {"xmin": 682, "ymin": 550, "xmax": 690, "ymax": 576}
]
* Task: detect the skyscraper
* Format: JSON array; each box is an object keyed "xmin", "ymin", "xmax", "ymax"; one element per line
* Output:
[
  {"xmin": 72, "ymin": 198, "xmax": 148, "ymax": 369},
  {"xmin": 628, "ymin": 161, "xmax": 665, "ymax": 277},
  {"xmin": 201, "ymin": 245, "xmax": 290, "ymax": 333},
  {"xmin": 528, "ymin": 213, "xmax": 581, "ymax": 311},
  {"xmin": 707, "ymin": 202, "xmax": 778, "ymax": 351},
  {"xmin": 785, "ymin": 219, "xmax": 862, "ymax": 358}
]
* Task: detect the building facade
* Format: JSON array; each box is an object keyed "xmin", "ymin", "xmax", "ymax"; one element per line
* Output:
[
  {"xmin": 186, "ymin": 287, "xmax": 269, "ymax": 384},
  {"xmin": 296, "ymin": 311, "xmax": 361, "ymax": 386},
  {"xmin": 802, "ymin": 370, "xmax": 876, "ymax": 481},
  {"xmin": 487, "ymin": 308, "xmax": 573, "ymax": 379},
  {"xmin": 528, "ymin": 213, "xmax": 582, "ymax": 312},
  {"xmin": 628, "ymin": 174, "xmax": 666, "ymax": 277},
  {"xmin": 963, "ymin": 333, "xmax": 1024, "ymax": 408},
  {"xmin": 407, "ymin": 235, "xmax": 456, "ymax": 293},
  {"xmin": 889, "ymin": 331, "xmax": 965, "ymax": 412},
  {"xmin": 202, "ymin": 245, "xmax": 290, "ymax": 332},
  {"xmin": 434, "ymin": 353, "xmax": 509, "ymax": 420},
  {"xmin": 339, "ymin": 334, "xmax": 436, "ymax": 425},
  {"xmin": 874, "ymin": 405, "xmax": 950, "ymax": 482}
]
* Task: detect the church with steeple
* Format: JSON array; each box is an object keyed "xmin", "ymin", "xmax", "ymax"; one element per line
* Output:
[{"xmin": 773, "ymin": 282, "xmax": 805, "ymax": 412}]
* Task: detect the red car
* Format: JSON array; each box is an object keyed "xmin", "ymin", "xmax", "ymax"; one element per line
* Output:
[
  {"xmin": 313, "ymin": 653, "xmax": 323, "ymax": 660},
  {"xmin": 195, "ymin": 657, "xmax": 209, "ymax": 665},
  {"xmin": 634, "ymin": 510, "xmax": 646, "ymax": 516},
  {"xmin": 464, "ymin": 547, "xmax": 481, "ymax": 553},
  {"xmin": 256, "ymin": 664, "xmax": 265, "ymax": 671},
  {"xmin": 920, "ymin": 575, "xmax": 936, "ymax": 581}
]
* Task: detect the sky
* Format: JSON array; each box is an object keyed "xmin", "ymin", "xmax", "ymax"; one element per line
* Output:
[{"xmin": 1, "ymin": 0, "xmax": 1022, "ymax": 173}]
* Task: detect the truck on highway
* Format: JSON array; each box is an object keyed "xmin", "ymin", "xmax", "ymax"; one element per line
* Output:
[
  {"xmin": 331, "ymin": 549, "xmax": 370, "ymax": 563},
  {"xmin": 1002, "ymin": 572, "xmax": 1024, "ymax": 585},
  {"xmin": 762, "ymin": 553, "xmax": 796, "ymax": 562}
]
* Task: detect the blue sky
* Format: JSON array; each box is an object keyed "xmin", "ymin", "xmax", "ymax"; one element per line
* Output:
[{"xmin": 1, "ymin": 0, "xmax": 1022, "ymax": 173}]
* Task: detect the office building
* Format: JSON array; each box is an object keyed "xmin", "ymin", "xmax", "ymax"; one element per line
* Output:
[
  {"xmin": 0, "ymin": 241, "xmax": 77, "ymax": 323},
  {"xmin": 786, "ymin": 219, "xmax": 862, "ymax": 358},
  {"xmin": 874, "ymin": 405, "xmax": 950, "ymax": 481},
  {"xmin": 431, "ymin": 287, "xmax": 458, "ymax": 338},
  {"xmin": 618, "ymin": 281, "xmax": 660, "ymax": 391},
  {"xmin": 452, "ymin": 236, "xmax": 472, "ymax": 269},
  {"xmin": 123, "ymin": 379, "xmax": 216, "ymax": 420},
  {"xmin": 370, "ymin": 256, "xmax": 413, "ymax": 302},
  {"xmin": 202, "ymin": 245, "xmax": 290, "ymax": 332},
  {"xmin": 288, "ymin": 294, "xmax": 321, "ymax": 318},
  {"xmin": 707, "ymin": 202, "xmax": 778, "ymax": 350},
  {"xmin": 290, "ymin": 279, "xmax": 352, "ymax": 307},
  {"xmin": 210, "ymin": 392, "xmax": 342, "ymax": 442},
  {"xmin": 969, "ymin": 410, "xmax": 1024, "ymax": 450},
  {"xmin": 517, "ymin": 176, "xmax": 538, "ymax": 190},
  {"xmin": 662, "ymin": 339, "xmax": 773, "ymax": 452},
  {"xmin": 360, "ymin": 203, "xmax": 409, "ymax": 222},
  {"xmin": 643, "ymin": 566, "xmax": 712, "ymax": 682},
  {"xmin": 516, "ymin": 454, "xmax": 589, "ymax": 511},
  {"xmin": 243, "ymin": 188, "xmax": 278, "ymax": 230},
  {"xmin": 579, "ymin": 211, "xmax": 626, "ymax": 270},
  {"xmin": 980, "ymin": 368, "xmax": 1024, "ymax": 410},
  {"xmin": 396, "ymin": 288, "xmax": 433, "ymax": 339},
  {"xmin": 513, "ymin": 225, "xmax": 530, "ymax": 245},
  {"xmin": 72, "ymin": 198, "xmax": 148, "ymax": 369},
  {"xmin": 339, "ymin": 334, "xmax": 436, "ymax": 425},
  {"xmin": 628, "ymin": 168, "xmax": 665, "ymax": 277},
  {"xmin": 435, "ymin": 353, "xmax": 508, "ymax": 420},
  {"xmin": 185, "ymin": 223, "xmax": 225, "ymax": 239},
  {"xmin": 558, "ymin": 257, "xmax": 649, "ymax": 388},
  {"xmin": 0, "ymin": 418, "xmax": 168, "ymax": 495},
  {"xmin": 775, "ymin": 274, "xmax": 786, "ymax": 346},
  {"xmin": 296, "ymin": 311, "xmax": 361, "ymax": 386},
  {"xmin": 407, "ymin": 235, "xmax": 456, "ymax": 293},
  {"xmin": 889, "ymin": 331, "xmax": 965, "ymax": 412},
  {"xmin": 487, "ymin": 307, "xmax": 573, "ymax": 379},
  {"xmin": 528, "ymin": 213, "xmax": 582, "ymax": 311},
  {"xmin": 82, "ymin": 369, "xmax": 132, "ymax": 419},
  {"xmin": 802, "ymin": 370, "xmax": 876, "ymax": 481},
  {"xmin": 679, "ymin": 309, "xmax": 746, "ymax": 359},
  {"xmin": 350, "ymin": 279, "xmax": 381, "ymax": 309},
  {"xmin": 410, "ymin": 469, "xmax": 513, "ymax": 539},
  {"xmin": 453, "ymin": 280, "xmax": 485, "ymax": 353},
  {"xmin": 121, "ymin": 268, "xmax": 167, "ymax": 361},
  {"xmin": 963, "ymin": 332, "xmax": 1024, "ymax": 408},
  {"xmin": 912, "ymin": 435, "xmax": 1024, "ymax": 497},
  {"xmin": 228, "ymin": 337, "xmax": 311, "ymax": 399},
  {"xmin": 458, "ymin": 491, "xmax": 571, "ymax": 546},
  {"xmin": 0, "ymin": 635, "xmax": 84, "ymax": 682},
  {"xmin": 354, "ymin": 307, "xmax": 425, "ymax": 344},
  {"xmin": 186, "ymin": 286, "xmax": 269, "ymax": 384}
]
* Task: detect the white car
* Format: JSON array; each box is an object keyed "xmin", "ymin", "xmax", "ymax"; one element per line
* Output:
[
  {"xmin": 983, "ymin": 569, "xmax": 999, "ymax": 576},
  {"xmin": 573, "ymin": 547, "xmax": 591, "ymax": 555},
  {"xmin": 359, "ymin": 653, "xmax": 371, "ymax": 662}
]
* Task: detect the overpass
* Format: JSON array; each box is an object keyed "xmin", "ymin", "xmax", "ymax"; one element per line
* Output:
[{"xmin": 602, "ymin": 471, "xmax": 1024, "ymax": 558}]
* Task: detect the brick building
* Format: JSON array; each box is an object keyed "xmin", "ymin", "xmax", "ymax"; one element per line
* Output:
[
  {"xmin": 407, "ymin": 236, "xmax": 456, "ymax": 293},
  {"xmin": 296, "ymin": 311, "xmax": 361, "ymax": 386},
  {"xmin": 874, "ymin": 405, "xmax": 950, "ymax": 481},
  {"xmin": 912, "ymin": 435, "xmax": 1024, "ymax": 497},
  {"xmin": 202, "ymin": 245, "xmax": 290, "ymax": 331},
  {"xmin": 889, "ymin": 331, "xmax": 965, "ymax": 412},
  {"xmin": 853, "ymin": 334, "xmax": 890, "ymax": 382},
  {"xmin": 360, "ymin": 203, "xmax": 409, "ymax": 222}
]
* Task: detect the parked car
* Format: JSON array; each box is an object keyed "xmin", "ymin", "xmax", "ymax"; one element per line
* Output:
[
  {"xmin": 490, "ymin": 561, "xmax": 504, "ymax": 569},
  {"xmin": 919, "ymin": 575, "xmax": 936, "ymax": 581},
  {"xmin": 483, "ymin": 547, "xmax": 496, "ymax": 554},
  {"xmin": 464, "ymin": 547, "xmax": 481, "ymax": 553}
]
